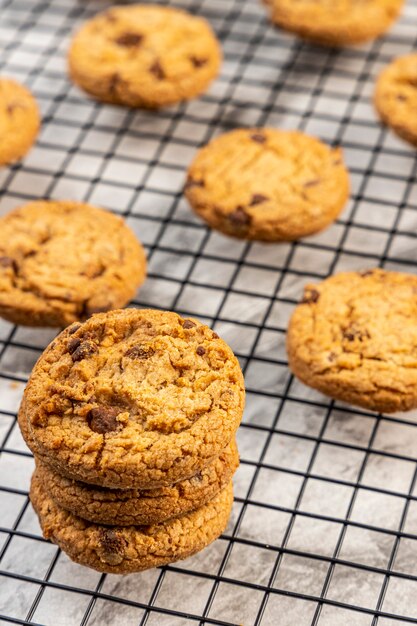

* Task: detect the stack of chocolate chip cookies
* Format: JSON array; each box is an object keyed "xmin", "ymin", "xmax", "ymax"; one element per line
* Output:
[{"xmin": 18, "ymin": 308, "xmax": 245, "ymax": 574}]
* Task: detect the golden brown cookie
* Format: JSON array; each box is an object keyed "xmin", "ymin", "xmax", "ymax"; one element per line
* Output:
[
  {"xmin": 0, "ymin": 201, "xmax": 146, "ymax": 327},
  {"xmin": 30, "ymin": 470, "xmax": 233, "ymax": 574},
  {"xmin": 185, "ymin": 128, "xmax": 349, "ymax": 242},
  {"xmin": 375, "ymin": 53, "xmax": 417, "ymax": 148},
  {"xmin": 287, "ymin": 269, "xmax": 417, "ymax": 413},
  {"xmin": 68, "ymin": 5, "xmax": 222, "ymax": 109},
  {"xmin": 0, "ymin": 78, "xmax": 40, "ymax": 166},
  {"xmin": 34, "ymin": 440, "xmax": 239, "ymax": 526},
  {"xmin": 21, "ymin": 308, "xmax": 245, "ymax": 489},
  {"xmin": 263, "ymin": 0, "xmax": 404, "ymax": 47}
]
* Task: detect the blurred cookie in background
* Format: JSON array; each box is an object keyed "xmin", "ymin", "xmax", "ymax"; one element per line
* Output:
[
  {"xmin": 0, "ymin": 200, "xmax": 147, "ymax": 327},
  {"xmin": 263, "ymin": 0, "xmax": 404, "ymax": 47},
  {"xmin": 375, "ymin": 53, "xmax": 417, "ymax": 148},
  {"xmin": 0, "ymin": 77, "xmax": 40, "ymax": 166},
  {"xmin": 68, "ymin": 4, "xmax": 222, "ymax": 109}
]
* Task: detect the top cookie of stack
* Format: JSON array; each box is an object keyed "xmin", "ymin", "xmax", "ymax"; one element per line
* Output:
[{"xmin": 19, "ymin": 308, "xmax": 245, "ymax": 489}]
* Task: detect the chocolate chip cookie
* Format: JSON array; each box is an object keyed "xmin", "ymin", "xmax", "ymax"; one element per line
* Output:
[
  {"xmin": 287, "ymin": 269, "xmax": 417, "ymax": 413},
  {"xmin": 263, "ymin": 0, "xmax": 404, "ymax": 47},
  {"xmin": 0, "ymin": 201, "xmax": 146, "ymax": 327},
  {"xmin": 21, "ymin": 308, "xmax": 245, "ymax": 488},
  {"xmin": 375, "ymin": 53, "xmax": 417, "ymax": 148},
  {"xmin": 31, "ymin": 470, "xmax": 233, "ymax": 574},
  {"xmin": 185, "ymin": 128, "xmax": 349, "ymax": 241},
  {"xmin": 68, "ymin": 5, "xmax": 222, "ymax": 108},
  {"xmin": 0, "ymin": 78, "xmax": 40, "ymax": 166},
  {"xmin": 34, "ymin": 440, "xmax": 239, "ymax": 525}
]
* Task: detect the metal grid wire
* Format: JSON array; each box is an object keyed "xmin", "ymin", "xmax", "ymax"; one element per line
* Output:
[{"xmin": 1, "ymin": 0, "xmax": 417, "ymax": 624}]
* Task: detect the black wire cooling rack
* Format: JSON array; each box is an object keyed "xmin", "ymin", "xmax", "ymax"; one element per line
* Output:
[{"xmin": 1, "ymin": 0, "xmax": 417, "ymax": 624}]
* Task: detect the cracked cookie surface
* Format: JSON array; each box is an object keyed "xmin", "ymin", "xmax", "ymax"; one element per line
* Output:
[
  {"xmin": 30, "ymin": 470, "xmax": 233, "ymax": 574},
  {"xmin": 0, "ymin": 201, "xmax": 146, "ymax": 327},
  {"xmin": 375, "ymin": 53, "xmax": 417, "ymax": 148},
  {"xmin": 263, "ymin": 0, "xmax": 404, "ymax": 46},
  {"xmin": 34, "ymin": 440, "xmax": 239, "ymax": 525},
  {"xmin": 287, "ymin": 269, "xmax": 417, "ymax": 413},
  {"xmin": 0, "ymin": 78, "xmax": 40, "ymax": 166},
  {"xmin": 21, "ymin": 308, "xmax": 245, "ymax": 488},
  {"xmin": 185, "ymin": 128, "xmax": 349, "ymax": 242},
  {"xmin": 68, "ymin": 5, "xmax": 221, "ymax": 108}
]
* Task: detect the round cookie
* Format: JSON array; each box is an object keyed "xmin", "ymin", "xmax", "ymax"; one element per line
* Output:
[
  {"xmin": 22, "ymin": 308, "xmax": 245, "ymax": 488},
  {"xmin": 30, "ymin": 470, "xmax": 233, "ymax": 574},
  {"xmin": 0, "ymin": 78, "xmax": 40, "ymax": 166},
  {"xmin": 185, "ymin": 128, "xmax": 349, "ymax": 242},
  {"xmin": 68, "ymin": 5, "xmax": 222, "ymax": 109},
  {"xmin": 263, "ymin": 0, "xmax": 404, "ymax": 47},
  {"xmin": 375, "ymin": 53, "xmax": 417, "ymax": 148},
  {"xmin": 0, "ymin": 201, "xmax": 146, "ymax": 327},
  {"xmin": 34, "ymin": 440, "xmax": 239, "ymax": 526},
  {"xmin": 287, "ymin": 269, "xmax": 417, "ymax": 413}
]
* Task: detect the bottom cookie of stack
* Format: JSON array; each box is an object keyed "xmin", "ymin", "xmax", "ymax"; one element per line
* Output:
[{"xmin": 30, "ymin": 471, "xmax": 234, "ymax": 574}]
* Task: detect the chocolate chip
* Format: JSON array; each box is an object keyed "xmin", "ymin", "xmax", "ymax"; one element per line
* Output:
[
  {"xmin": 250, "ymin": 133, "xmax": 266, "ymax": 144},
  {"xmin": 115, "ymin": 32, "xmax": 143, "ymax": 47},
  {"xmin": 88, "ymin": 406, "xmax": 121, "ymax": 434},
  {"xmin": 196, "ymin": 346, "xmax": 206, "ymax": 356},
  {"xmin": 67, "ymin": 337, "xmax": 81, "ymax": 354},
  {"xmin": 183, "ymin": 319, "xmax": 196, "ymax": 329},
  {"xmin": 302, "ymin": 288, "xmax": 320, "ymax": 304},
  {"xmin": 99, "ymin": 528, "xmax": 127, "ymax": 553},
  {"xmin": 343, "ymin": 326, "xmax": 370, "ymax": 342},
  {"xmin": 125, "ymin": 345, "xmax": 154, "ymax": 359},
  {"xmin": 7, "ymin": 104, "xmax": 19, "ymax": 115},
  {"xmin": 149, "ymin": 60, "xmax": 165, "ymax": 80},
  {"xmin": 250, "ymin": 193, "xmax": 269, "ymax": 206},
  {"xmin": 0, "ymin": 256, "xmax": 15, "ymax": 269},
  {"xmin": 68, "ymin": 323, "xmax": 82, "ymax": 335},
  {"xmin": 359, "ymin": 270, "xmax": 374, "ymax": 277},
  {"xmin": 71, "ymin": 340, "xmax": 98, "ymax": 362},
  {"xmin": 190, "ymin": 56, "xmax": 207, "ymax": 68},
  {"xmin": 229, "ymin": 207, "xmax": 251, "ymax": 227},
  {"xmin": 397, "ymin": 94, "xmax": 407, "ymax": 101},
  {"xmin": 212, "ymin": 332, "xmax": 219, "ymax": 339},
  {"xmin": 109, "ymin": 72, "xmax": 121, "ymax": 94},
  {"xmin": 304, "ymin": 179, "xmax": 321, "ymax": 188},
  {"xmin": 328, "ymin": 351, "xmax": 337, "ymax": 362},
  {"xmin": 185, "ymin": 178, "xmax": 205, "ymax": 191}
]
